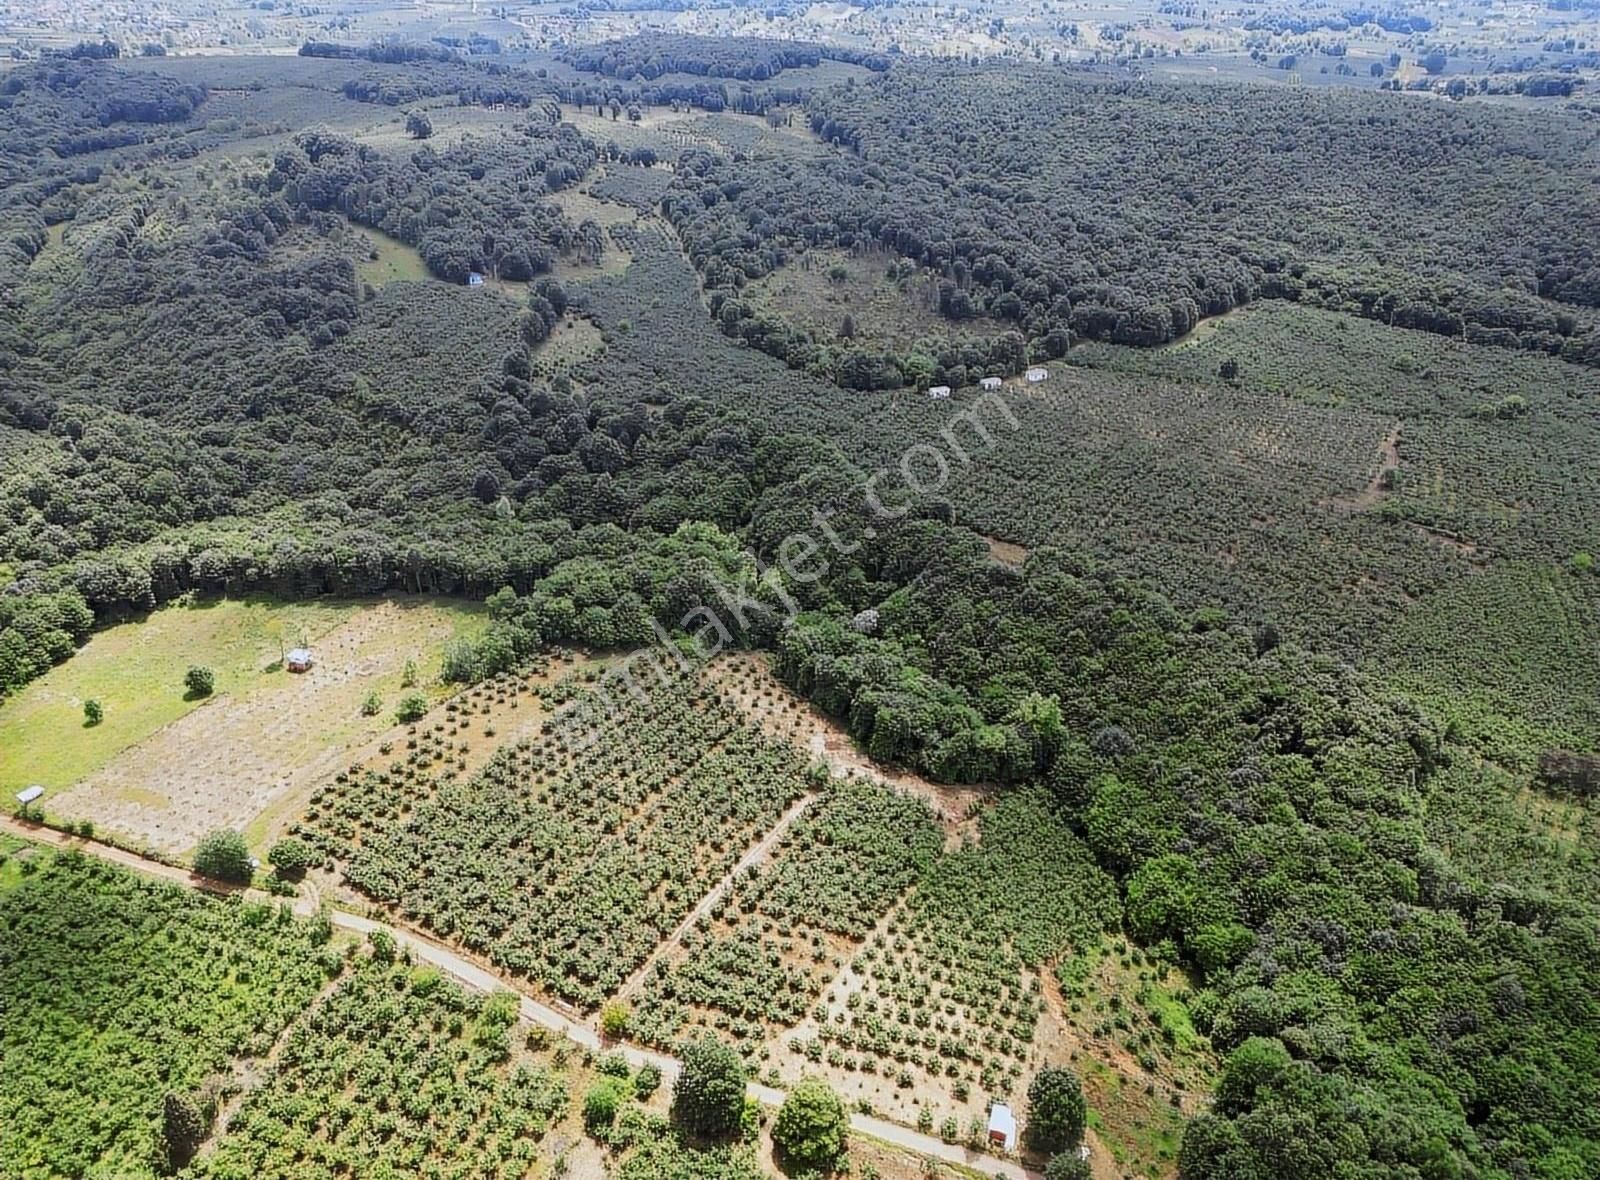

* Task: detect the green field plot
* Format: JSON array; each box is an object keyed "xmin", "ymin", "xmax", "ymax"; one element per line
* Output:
[
  {"xmin": 745, "ymin": 246, "xmax": 1009, "ymax": 356},
  {"xmin": 187, "ymin": 960, "xmax": 569, "ymax": 1180},
  {"xmin": 0, "ymin": 849, "xmax": 337, "ymax": 1180},
  {"xmin": 299, "ymin": 665, "xmax": 812, "ymax": 1009},
  {"xmin": 790, "ymin": 791, "xmax": 1119, "ymax": 1118},
  {"xmin": 630, "ymin": 779, "xmax": 943, "ymax": 1057}
]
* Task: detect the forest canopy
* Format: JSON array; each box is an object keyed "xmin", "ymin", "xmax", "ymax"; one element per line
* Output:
[{"xmin": 664, "ymin": 63, "xmax": 1600, "ymax": 375}]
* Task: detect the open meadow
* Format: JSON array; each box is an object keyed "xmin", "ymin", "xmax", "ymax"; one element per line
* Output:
[{"xmin": 2, "ymin": 597, "xmax": 483, "ymax": 855}]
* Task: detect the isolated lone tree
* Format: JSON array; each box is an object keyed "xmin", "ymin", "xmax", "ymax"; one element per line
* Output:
[
  {"xmin": 673, "ymin": 1034, "xmax": 746, "ymax": 1138},
  {"xmin": 194, "ymin": 829, "xmax": 252, "ymax": 883},
  {"xmin": 405, "ymin": 112, "xmax": 433, "ymax": 139},
  {"xmin": 184, "ymin": 666, "xmax": 215, "ymax": 698},
  {"xmin": 772, "ymin": 1076, "xmax": 848, "ymax": 1170},
  {"xmin": 1027, "ymin": 1065, "xmax": 1087, "ymax": 1153},
  {"xmin": 83, "ymin": 698, "xmax": 103, "ymax": 726}
]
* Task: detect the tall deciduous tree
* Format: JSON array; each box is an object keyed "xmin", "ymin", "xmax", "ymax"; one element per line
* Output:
[
  {"xmin": 193, "ymin": 829, "xmax": 252, "ymax": 883},
  {"xmin": 672, "ymin": 1034, "xmax": 746, "ymax": 1138},
  {"xmin": 772, "ymin": 1076, "xmax": 848, "ymax": 1170},
  {"xmin": 1026, "ymin": 1066, "xmax": 1087, "ymax": 1153}
]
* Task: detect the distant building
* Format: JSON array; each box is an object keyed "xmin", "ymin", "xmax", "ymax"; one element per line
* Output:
[
  {"xmin": 1025, "ymin": 366, "xmax": 1049, "ymax": 383},
  {"xmin": 467, "ymin": 272, "xmax": 485, "ymax": 287},
  {"xmin": 286, "ymin": 648, "xmax": 314, "ymax": 673},
  {"xmin": 987, "ymin": 1103, "xmax": 1017, "ymax": 1151},
  {"xmin": 15, "ymin": 785, "xmax": 44, "ymax": 806},
  {"xmin": 980, "ymin": 376, "xmax": 1003, "ymax": 390},
  {"xmin": 927, "ymin": 385, "xmax": 952, "ymax": 399}
]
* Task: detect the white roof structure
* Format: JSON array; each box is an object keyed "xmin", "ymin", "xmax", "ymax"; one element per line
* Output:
[
  {"xmin": 987, "ymin": 1103, "xmax": 1017, "ymax": 1150},
  {"xmin": 1025, "ymin": 366, "xmax": 1049, "ymax": 382},
  {"xmin": 980, "ymin": 376, "xmax": 1003, "ymax": 389},
  {"xmin": 286, "ymin": 648, "xmax": 313, "ymax": 664},
  {"xmin": 927, "ymin": 385, "xmax": 952, "ymax": 398},
  {"xmin": 16, "ymin": 786, "xmax": 44, "ymax": 805}
]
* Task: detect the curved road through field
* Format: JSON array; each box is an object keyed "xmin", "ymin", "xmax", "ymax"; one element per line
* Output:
[{"xmin": 2, "ymin": 816, "xmax": 1038, "ymax": 1179}]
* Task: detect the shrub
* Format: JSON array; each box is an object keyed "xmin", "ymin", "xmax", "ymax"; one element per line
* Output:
[
  {"xmin": 184, "ymin": 666, "xmax": 215, "ymax": 698},
  {"xmin": 584, "ymin": 1077, "xmax": 626, "ymax": 1136},
  {"xmin": 193, "ymin": 829, "xmax": 252, "ymax": 884},
  {"xmin": 83, "ymin": 698, "xmax": 103, "ymax": 726},
  {"xmin": 1026, "ymin": 1065, "xmax": 1086, "ymax": 1153},
  {"xmin": 600, "ymin": 998, "xmax": 631, "ymax": 1040},
  {"xmin": 267, "ymin": 838, "xmax": 315, "ymax": 879},
  {"xmin": 673, "ymin": 1034, "xmax": 747, "ymax": 1138},
  {"xmin": 361, "ymin": 691, "xmax": 383, "ymax": 717},
  {"xmin": 773, "ymin": 1076, "xmax": 848, "ymax": 1171},
  {"xmin": 395, "ymin": 694, "xmax": 429, "ymax": 723},
  {"xmin": 634, "ymin": 1061, "xmax": 662, "ymax": 1098},
  {"xmin": 441, "ymin": 639, "xmax": 479, "ymax": 684},
  {"xmin": 369, "ymin": 929, "xmax": 397, "ymax": 963},
  {"xmin": 1045, "ymin": 1152, "xmax": 1092, "ymax": 1180}
]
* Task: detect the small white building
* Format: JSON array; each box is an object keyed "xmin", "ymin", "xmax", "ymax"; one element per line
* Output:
[
  {"xmin": 927, "ymin": 385, "xmax": 952, "ymax": 399},
  {"xmin": 979, "ymin": 376, "xmax": 1003, "ymax": 390},
  {"xmin": 467, "ymin": 271, "xmax": 485, "ymax": 287},
  {"xmin": 16, "ymin": 785, "xmax": 44, "ymax": 806},
  {"xmin": 987, "ymin": 1103, "xmax": 1017, "ymax": 1151},
  {"xmin": 1025, "ymin": 366, "xmax": 1049, "ymax": 383},
  {"xmin": 286, "ymin": 648, "xmax": 314, "ymax": 673}
]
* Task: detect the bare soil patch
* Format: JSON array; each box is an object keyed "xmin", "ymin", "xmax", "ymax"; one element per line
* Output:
[{"xmin": 985, "ymin": 536, "xmax": 1030, "ymax": 567}]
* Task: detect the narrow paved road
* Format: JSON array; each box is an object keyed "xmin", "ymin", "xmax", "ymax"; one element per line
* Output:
[
  {"xmin": 615, "ymin": 791, "xmax": 817, "ymax": 1001},
  {"xmin": 5, "ymin": 815, "xmax": 1037, "ymax": 1179}
]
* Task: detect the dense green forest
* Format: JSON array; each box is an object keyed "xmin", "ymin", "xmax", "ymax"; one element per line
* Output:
[
  {"xmin": 560, "ymin": 33, "xmax": 890, "ymax": 81},
  {"xmin": 664, "ymin": 64, "xmax": 1600, "ymax": 386},
  {"xmin": 2, "ymin": 42, "xmax": 1598, "ymax": 1180}
]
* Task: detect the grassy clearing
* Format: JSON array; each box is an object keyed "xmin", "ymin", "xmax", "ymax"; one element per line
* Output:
[
  {"xmin": 355, "ymin": 101, "xmax": 533, "ymax": 154},
  {"xmin": 354, "ymin": 226, "xmax": 431, "ymax": 288},
  {"xmin": 554, "ymin": 187, "xmax": 642, "ymax": 230},
  {"xmin": 532, "ymin": 316, "xmax": 606, "ymax": 380},
  {"xmin": 0, "ymin": 596, "xmax": 483, "ymax": 849},
  {"xmin": 1081, "ymin": 1056, "xmax": 1189, "ymax": 1179},
  {"xmin": 746, "ymin": 246, "xmax": 1007, "ymax": 354},
  {"xmin": 3, "ymin": 597, "xmax": 361, "ymax": 793}
]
